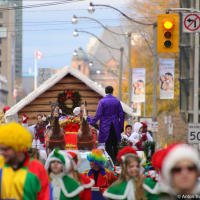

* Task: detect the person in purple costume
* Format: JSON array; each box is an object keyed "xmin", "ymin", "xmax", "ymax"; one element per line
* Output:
[{"xmin": 88, "ymin": 86, "xmax": 124, "ymax": 163}]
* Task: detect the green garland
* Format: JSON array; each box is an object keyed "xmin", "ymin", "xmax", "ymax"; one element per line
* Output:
[
  {"xmin": 57, "ymin": 90, "xmax": 81, "ymax": 115},
  {"xmin": 143, "ymin": 141, "xmax": 155, "ymax": 162}
]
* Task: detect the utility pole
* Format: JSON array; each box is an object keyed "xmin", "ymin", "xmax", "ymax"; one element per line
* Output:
[
  {"xmin": 118, "ymin": 47, "xmax": 124, "ymax": 101},
  {"xmin": 128, "ymin": 32, "xmax": 132, "ymax": 107},
  {"xmin": 193, "ymin": 0, "xmax": 199, "ymax": 123},
  {"xmin": 152, "ymin": 23, "xmax": 158, "ymax": 143},
  {"xmin": 34, "ymin": 57, "xmax": 37, "ymax": 90}
]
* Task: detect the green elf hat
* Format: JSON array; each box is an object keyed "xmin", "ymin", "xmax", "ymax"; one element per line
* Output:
[{"xmin": 45, "ymin": 148, "xmax": 70, "ymax": 173}]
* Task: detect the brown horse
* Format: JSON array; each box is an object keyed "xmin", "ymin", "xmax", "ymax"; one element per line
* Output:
[
  {"xmin": 77, "ymin": 101, "xmax": 95, "ymax": 150},
  {"xmin": 46, "ymin": 101, "xmax": 66, "ymax": 155}
]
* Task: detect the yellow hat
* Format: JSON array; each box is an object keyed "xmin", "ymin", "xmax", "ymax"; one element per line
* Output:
[{"xmin": 0, "ymin": 122, "xmax": 32, "ymax": 152}]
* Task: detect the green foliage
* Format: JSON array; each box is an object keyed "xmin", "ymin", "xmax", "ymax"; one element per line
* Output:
[
  {"xmin": 57, "ymin": 90, "xmax": 81, "ymax": 115},
  {"xmin": 143, "ymin": 141, "xmax": 156, "ymax": 162},
  {"xmin": 118, "ymin": 137, "xmax": 130, "ymax": 150}
]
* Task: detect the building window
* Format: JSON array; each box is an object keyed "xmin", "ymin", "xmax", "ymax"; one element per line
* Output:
[
  {"xmin": 78, "ymin": 65, "xmax": 81, "ymax": 70},
  {"xmin": 0, "ymin": 24, "xmax": 3, "ymax": 27},
  {"xmin": 0, "ymin": 50, "xmax": 1, "ymax": 56},
  {"xmin": 0, "ymin": 39, "xmax": 2, "ymax": 44},
  {"xmin": 0, "ymin": 13, "xmax": 3, "ymax": 19}
]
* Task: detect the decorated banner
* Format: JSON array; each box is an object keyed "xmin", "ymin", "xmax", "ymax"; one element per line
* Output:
[
  {"xmin": 132, "ymin": 68, "xmax": 146, "ymax": 102},
  {"xmin": 159, "ymin": 59, "xmax": 175, "ymax": 99}
]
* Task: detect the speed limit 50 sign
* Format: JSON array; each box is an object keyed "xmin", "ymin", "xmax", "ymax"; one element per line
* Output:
[{"xmin": 188, "ymin": 123, "xmax": 200, "ymax": 144}]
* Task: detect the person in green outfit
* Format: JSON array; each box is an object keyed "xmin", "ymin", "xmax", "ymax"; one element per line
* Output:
[
  {"xmin": 45, "ymin": 148, "xmax": 83, "ymax": 200},
  {"xmin": 144, "ymin": 144, "xmax": 200, "ymax": 200},
  {"xmin": 103, "ymin": 146, "xmax": 146, "ymax": 200}
]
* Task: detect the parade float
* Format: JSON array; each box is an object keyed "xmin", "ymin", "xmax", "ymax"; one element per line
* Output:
[
  {"xmin": 5, "ymin": 66, "xmax": 134, "ymax": 149},
  {"xmin": 59, "ymin": 115, "xmax": 97, "ymax": 150}
]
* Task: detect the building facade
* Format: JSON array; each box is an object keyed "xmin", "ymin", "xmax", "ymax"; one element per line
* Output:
[
  {"xmin": 0, "ymin": 0, "xmax": 22, "ymax": 106},
  {"xmin": 71, "ymin": 47, "xmax": 90, "ymax": 77},
  {"xmin": 0, "ymin": 3, "xmax": 15, "ymax": 106}
]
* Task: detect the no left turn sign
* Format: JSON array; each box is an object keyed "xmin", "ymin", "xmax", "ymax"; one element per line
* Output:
[{"xmin": 183, "ymin": 13, "xmax": 200, "ymax": 33}]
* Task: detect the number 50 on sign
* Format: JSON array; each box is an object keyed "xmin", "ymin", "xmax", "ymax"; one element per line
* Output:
[{"xmin": 188, "ymin": 124, "xmax": 200, "ymax": 144}]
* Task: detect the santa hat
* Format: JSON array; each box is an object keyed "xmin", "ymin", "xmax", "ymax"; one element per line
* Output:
[
  {"xmin": 141, "ymin": 122, "xmax": 147, "ymax": 129},
  {"xmin": 22, "ymin": 114, "xmax": 29, "ymax": 124},
  {"xmin": 73, "ymin": 107, "xmax": 80, "ymax": 116},
  {"xmin": 3, "ymin": 106, "xmax": 10, "ymax": 113},
  {"xmin": 45, "ymin": 149, "xmax": 71, "ymax": 173},
  {"xmin": 160, "ymin": 143, "xmax": 199, "ymax": 185},
  {"xmin": 117, "ymin": 146, "xmax": 137, "ymax": 163},
  {"xmin": 66, "ymin": 151, "xmax": 81, "ymax": 171},
  {"xmin": 152, "ymin": 149, "xmax": 167, "ymax": 172}
]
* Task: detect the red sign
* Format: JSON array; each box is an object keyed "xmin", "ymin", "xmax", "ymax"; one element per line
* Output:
[{"xmin": 184, "ymin": 14, "xmax": 200, "ymax": 31}]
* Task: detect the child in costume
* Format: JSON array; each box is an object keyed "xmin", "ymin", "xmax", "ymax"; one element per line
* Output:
[
  {"xmin": 45, "ymin": 149, "xmax": 83, "ymax": 200},
  {"xmin": 66, "ymin": 151, "xmax": 94, "ymax": 200},
  {"xmin": 103, "ymin": 146, "xmax": 146, "ymax": 200},
  {"xmin": 0, "ymin": 122, "xmax": 50, "ymax": 200},
  {"xmin": 129, "ymin": 122, "xmax": 143, "ymax": 150},
  {"xmin": 83, "ymin": 149, "xmax": 117, "ymax": 194},
  {"xmin": 121, "ymin": 125, "xmax": 133, "ymax": 140}
]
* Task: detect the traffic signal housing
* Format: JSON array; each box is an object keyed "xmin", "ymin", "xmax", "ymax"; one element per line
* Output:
[{"xmin": 157, "ymin": 14, "xmax": 179, "ymax": 53}]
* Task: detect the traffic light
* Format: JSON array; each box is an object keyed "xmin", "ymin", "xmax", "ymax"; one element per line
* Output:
[{"xmin": 157, "ymin": 14, "xmax": 179, "ymax": 53}]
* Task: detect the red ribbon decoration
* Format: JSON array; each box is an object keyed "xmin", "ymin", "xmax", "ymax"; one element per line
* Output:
[{"xmin": 65, "ymin": 90, "xmax": 75, "ymax": 99}]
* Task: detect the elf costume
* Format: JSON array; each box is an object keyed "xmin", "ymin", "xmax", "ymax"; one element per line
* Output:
[
  {"xmin": 45, "ymin": 149, "xmax": 84, "ymax": 200},
  {"xmin": 83, "ymin": 149, "xmax": 117, "ymax": 194},
  {"xmin": 0, "ymin": 122, "xmax": 50, "ymax": 200},
  {"xmin": 144, "ymin": 144, "xmax": 200, "ymax": 199},
  {"xmin": 104, "ymin": 146, "xmax": 153, "ymax": 200},
  {"xmin": 66, "ymin": 151, "xmax": 94, "ymax": 200}
]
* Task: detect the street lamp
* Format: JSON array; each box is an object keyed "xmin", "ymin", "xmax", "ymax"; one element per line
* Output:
[
  {"xmin": 73, "ymin": 29, "xmax": 79, "ymax": 37},
  {"xmin": 96, "ymin": 70, "xmax": 101, "ymax": 74},
  {"xmin": 72, "ymin": 15, "xmax": 78, "ymax": 24},
  {"xmin": 89, "ymin": 61, "xmax": 93, "ymax": 67},
  {"xmin": 73, "ymin": 29, "xmax": 124, "ymax": 100},
  {"xmin": 73, "ymin": 49, "xmax": 78, "ymax": 56},
  {"xmin": 88, "ymin": 2, "xmax": 95, "ymax": 14}
]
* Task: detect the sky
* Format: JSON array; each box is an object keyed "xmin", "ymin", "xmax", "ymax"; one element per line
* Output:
[{"xmin": 22, "ymin": 0, "xmax": 131, "ymax": 73}]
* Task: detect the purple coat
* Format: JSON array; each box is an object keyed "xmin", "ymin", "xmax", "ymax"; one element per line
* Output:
[{"xmin": 88, "ymin": 94, "xmax": 124, "ymax": 143}]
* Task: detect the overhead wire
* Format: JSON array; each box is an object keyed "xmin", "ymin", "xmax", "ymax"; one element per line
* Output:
[
  {"xmin": 0, "ymin": 17, "xmax": 157, "ymax": 27},
  {"xmin": 0, "ymin": 0, "xmax": 85, "ymax": 11}
]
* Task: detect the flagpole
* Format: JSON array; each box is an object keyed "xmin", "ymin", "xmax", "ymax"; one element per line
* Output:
[{"xmin": 34, "ymin": 56, "xmax": 37, "ymax": 90}]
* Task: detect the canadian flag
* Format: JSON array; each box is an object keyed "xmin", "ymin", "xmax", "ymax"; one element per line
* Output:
[
  {"xmin": 13, "ymin": 88, "xmax": 17, "ymax": 100},
  {"xmin": 35, "ymin": 50, "xmax": 43, "ymax": 59}
]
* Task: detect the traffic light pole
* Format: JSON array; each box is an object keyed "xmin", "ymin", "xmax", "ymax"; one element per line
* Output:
[
  {"xmin": 118, "ymin": 47, "xmax": 124, "ymax": 101},
  {"xmin": 153, "ymin": 23, "xmax": 158, "ymax": 144},
  {"xmin": 193, "ymin": 32, "xmax": 199, "ymax": 123},
  {"xmin": 194, "ymin": 1, "xmax": 199, "ymax": 123},
  {"xmin": 128, "ymin": 32, "xmax": 132, "ymax": 107}
]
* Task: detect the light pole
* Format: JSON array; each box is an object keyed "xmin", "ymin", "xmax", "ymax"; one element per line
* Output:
[
  {"xmin": 72, "ymin": 15, "xmax": 128, "ymax": 101},
  {"xmin": 73, "ymin": 29, "xmax": 124, "ymax": 101}
]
